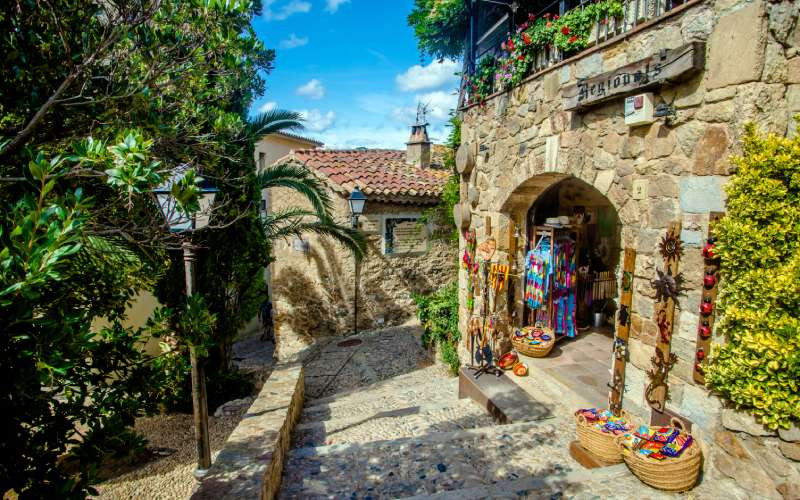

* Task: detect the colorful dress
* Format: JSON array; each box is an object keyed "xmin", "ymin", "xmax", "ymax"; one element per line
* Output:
[
  {"xmin": 524, "ymin": 237, "xmax": 552, "ymax": 310},
  {"xmin": 552, "ymin": 240, "xmax": 577, "ymax": 337}
]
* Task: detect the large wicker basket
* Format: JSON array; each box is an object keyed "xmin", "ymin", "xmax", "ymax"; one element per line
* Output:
[
  {"xmin": 574, "ymin": 409, "xmax": 633, "ymax": 463},
  {"xmin": 511, "ymin": 334, "xmax": 554, "ymax": 358},
  {"xmin": 616, "ymin": 429, "xmax": 703, "ymax": 492}
]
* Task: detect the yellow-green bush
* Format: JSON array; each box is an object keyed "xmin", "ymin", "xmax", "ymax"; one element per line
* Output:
[{"xmin": 705, "ymin": 123, "xmax": 800, "ymax": 430}]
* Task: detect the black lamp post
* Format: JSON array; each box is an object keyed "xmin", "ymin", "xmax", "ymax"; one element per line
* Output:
[
  {"xmin": 153, "ymin": 167, "xmax": 218, "ymax": 479},
  {"xmin": 347, "ymin": 186, "xmax": 367, "ymax": 336}
]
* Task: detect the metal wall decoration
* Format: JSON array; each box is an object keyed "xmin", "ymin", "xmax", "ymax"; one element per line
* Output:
[
  {"xmin": 609, "ymin": 248, "xmax": 636, "ymax": 416},
  {"xmin": 693, "ymin": 212, "xmax": 724, "ymax": 384},
  {"xmin": 645, "ymin": 221, "xmax": 682, "ymax": 413}
]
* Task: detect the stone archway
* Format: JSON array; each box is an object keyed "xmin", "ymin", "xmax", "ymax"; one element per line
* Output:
[{"xmin": 501, "ymin": 174, "xmax": 623, "ymax": 410}]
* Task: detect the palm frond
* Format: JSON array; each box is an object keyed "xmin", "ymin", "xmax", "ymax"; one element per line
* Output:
[
  {"xmin": 246, "ymin": 109, "xmax": 304, "ymax": 138},
  {"xmin": 256, "ymin": 163, "xmax": 332, "ymax": 218},
  {"xmin": 261, "ymin": 209, "xmax": 366, "ymax": 260}
]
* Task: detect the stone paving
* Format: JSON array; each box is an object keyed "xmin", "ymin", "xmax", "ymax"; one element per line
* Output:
[{"xmin": 278, "ymin": 322, "xmax": 750, "ymax": 499}]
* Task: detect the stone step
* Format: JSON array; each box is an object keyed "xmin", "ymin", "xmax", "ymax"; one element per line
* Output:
[
  {"xmin": 280, "ymin": 419, "xmax": 572, "ymax": 499},
  {"xmin": 293, "ymin": 398, "xmax": 495, "ymax": 448},
  {"xmin": 304, "ymin": 365, "xmax": 451, "ymax": 407},
  {"xmin": 403, "ymin": 463, "xmax": 631, "ymax": 500},
  {"xmin": 300, "ymin": 375, "xmax": 460, "ymax": 425}
]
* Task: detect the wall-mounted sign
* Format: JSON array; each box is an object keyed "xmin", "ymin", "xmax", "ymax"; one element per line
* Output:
[{"xmin": 563, "ymin": 42, "xmax": 705, "ymax": 111}]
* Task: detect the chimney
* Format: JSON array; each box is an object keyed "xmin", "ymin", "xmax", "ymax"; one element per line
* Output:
[{"xmin": 406, "ymin": 123, "xmax": 431, "ymax": 168}]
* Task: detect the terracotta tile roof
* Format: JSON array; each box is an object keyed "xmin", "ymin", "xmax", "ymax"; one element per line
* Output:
[{"xmin": 280, "ymin": 148, "xmax": 451, "ymax": 204}]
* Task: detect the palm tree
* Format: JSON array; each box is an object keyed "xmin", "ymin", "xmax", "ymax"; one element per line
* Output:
[{"xmin": 246, "ymin": 110, "xmax": 366, "ymax": 260}]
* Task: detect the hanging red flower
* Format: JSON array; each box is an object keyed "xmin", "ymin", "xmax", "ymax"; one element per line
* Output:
[
  {"xmin": 522, "ymin": 33, "xmax": 532, "ymax": 45},
  {"xmin": 507, "ymin": 39, "xmax": 515, "ymax": 51},
  {"xmin": 546, "ymin": 21, "xmax": 552, "ymax": 28},
  {"xmin": 553, "ymin": 15, "xmax": 560, "ymax": 20},
  {"xmin": 543, "ymin": 13, "xmax": 551, "ymax": 19},
  {"xmin": 528, "ymin": 13, "xmax": 536, "ymax": 21},
  {"xmin": 561, "ymin": 26, "xmax": 570, "ymax": 35},
  {"xmin": 568, "ymin": 35, "xmax": 578, "ymax": 43}
]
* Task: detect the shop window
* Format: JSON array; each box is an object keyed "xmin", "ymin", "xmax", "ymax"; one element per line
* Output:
[{"xmin": 383, "ymin": 216, "xmax": 427, "ymax": 255}]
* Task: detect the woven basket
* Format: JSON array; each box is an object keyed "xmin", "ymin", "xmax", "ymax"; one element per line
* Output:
[
  {"xmin": 616, "ymin": 423, "xmax": 703, "ymax": 492},
  {"xmin": 574, "ymin": 409, "xmax": 633, "ymax": 463},
  {"xmin": 511, "ymin": 334, "xmax": 554, "ymax": 358}
]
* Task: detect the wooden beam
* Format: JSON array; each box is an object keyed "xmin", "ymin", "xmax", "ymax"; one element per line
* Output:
[
  {"xmin": 645, "ymin": 221, "xmax": 681, "ymax": 413},
  {"xmin": 609, "ymin": 248, "xmax": 636, "ymax": 416},
  {"xmin": 693, "ymin": 212, "xmax": 724, "ymax": 384}
]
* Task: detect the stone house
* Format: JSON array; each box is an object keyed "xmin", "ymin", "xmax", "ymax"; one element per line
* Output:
[
  {"xmin": 455, "ymin": 0, "xmax": 800, "ymax": 494},
  {"xmin": 267, "ymin": 125, "xmax": 455, "ymax": 360}
]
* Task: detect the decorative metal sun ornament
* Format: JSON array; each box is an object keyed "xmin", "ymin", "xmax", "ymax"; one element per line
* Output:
[
  {"xmin": 659, "ymin": 230, "xmax": 683, "ymax": 262},
  {"xmin": 652, "ymin": 268, "xmax": 682, "ymax": 303}
]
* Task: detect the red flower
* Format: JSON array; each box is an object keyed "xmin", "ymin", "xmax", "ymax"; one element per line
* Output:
[
  {"xmin": 517, "ymin": 55, "xmax": 524, "ymax": 61},
  {"xmin": 528, "ymin": 13, "xmax": 536, "ymax": 21},
  {"xmin": 553, "ymin": 15, "xmax": 560, "ymax": 20},
  {"xmin": 546, "ymin": 21, "xmax": 552, "ymax": 27},
  {"xmin": 543, "ymin": 13, "xmax": 551, "ymax": 19},
  {"xmin": 561, "ymin": 26, "xmax": 570, "ymax": 35},
  {"xmin": 507, "ymin": 39, "xmax": 515, "ymax": 51},
  {"xmin": 568, "ymin": 35, "xmax": 578, "ymax": 43},
  {"xmin": 547, "ymin": 43, "xmax": 553, "ymax": 50},
  {"xmin": 522, "ymin": 33, "xmax": 532, "ymax": 45}
]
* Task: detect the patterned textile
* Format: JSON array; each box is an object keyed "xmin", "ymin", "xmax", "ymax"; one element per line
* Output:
[{"xmin": 524, "ymin": 237, "xmax": 552, "ymax": 309}]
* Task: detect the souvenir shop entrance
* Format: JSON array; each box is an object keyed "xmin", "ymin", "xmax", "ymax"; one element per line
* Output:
[{"xmin": 518, "ymin": 176, "xmax": 621, "ymax": 409}]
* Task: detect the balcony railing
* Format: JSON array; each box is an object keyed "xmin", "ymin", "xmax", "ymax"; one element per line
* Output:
[{"xmin": 459, "ymin": 0, "xmax": 695, "ymax": 109}]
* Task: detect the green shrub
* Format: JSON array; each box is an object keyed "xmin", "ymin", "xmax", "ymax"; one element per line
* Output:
[
  {"xmin": 705, "ymin": 122, "xmax": 800, "ymax": 430},
  {"xmin": 414, "ymin": 282, "xmax": 461, "ymax": 374}
]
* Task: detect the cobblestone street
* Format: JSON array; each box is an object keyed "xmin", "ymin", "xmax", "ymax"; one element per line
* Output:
[{"xmin": 278, "ymin": 323, "xmax": 751, "ymax": 499}]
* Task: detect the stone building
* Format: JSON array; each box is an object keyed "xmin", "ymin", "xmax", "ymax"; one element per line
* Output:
[
  {"xmin": 455, "ymin": 0, "xmax": 799, "ymax": 493},
  {"xmin": 268, "ymin": 125, "xmax": 455, "ymax": 359}
]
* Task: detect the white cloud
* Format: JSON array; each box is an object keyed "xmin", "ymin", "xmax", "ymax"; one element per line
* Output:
[
  {"xmin": 264, "ymin": 0, "xmax": 311, "ymax": 21},
  {"xmin": 391, "ymin": 90, "xmax": 457, "ymax": 125},
  {"xmin": 315, "ymin": 123, "xmax": 451, "ymax": 149},
  {"xmin": 299, "ymin": 109, "xmax": 336, "ymax": 132},
  {"xmin": 295, "ymin": 79, "xmax": 325, "ymax": 100},
  {"xmin": 257, "ymin": 101, "xmax": 277, "ymax": 113},
  {"xmin": 279, "ymin": 33, "xmax": 309, "ymax": 49},
  {"xmin": 395, "ymin": 59, "xmax": 460, "ymax": 92},
  {"xmin": 325, "ymin": 0, "xmax": 350, "ymax": 12}
]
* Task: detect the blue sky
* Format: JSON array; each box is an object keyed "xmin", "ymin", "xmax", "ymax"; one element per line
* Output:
[{"xmin": 250, "ymin": 0, "xmax": 461, "ymax": 149}]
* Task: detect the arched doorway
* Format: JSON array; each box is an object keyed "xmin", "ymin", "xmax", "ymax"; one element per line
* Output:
[{"xmin": 511, "ymin": 175, "xmax": 622, "ymax": 409}]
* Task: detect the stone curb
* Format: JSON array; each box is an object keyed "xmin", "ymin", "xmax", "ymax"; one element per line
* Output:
[{"xmin": 191, "ymin": 362, "xmax": 304, "ymax": 500}]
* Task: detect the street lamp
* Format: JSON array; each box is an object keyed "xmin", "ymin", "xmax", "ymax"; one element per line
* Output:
[
  {"xmin": 347, "ymin": 186, "xmax": 367, "ymax": 336},
  {"xmin": 153, "ymin": 167, "xmax": 218, "ymax": 480}
]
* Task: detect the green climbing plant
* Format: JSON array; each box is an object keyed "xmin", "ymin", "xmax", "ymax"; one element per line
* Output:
[{"xmin": 414, "ymin": 282, "xmax": 461, "ymax": 374}]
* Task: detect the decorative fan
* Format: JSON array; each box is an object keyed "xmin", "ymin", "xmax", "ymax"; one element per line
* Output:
[
  {"xmin": 652, "ymin": 268, "xmax": 682, "ymax": 303},
  {"xmin": 659, "ymin": 230, "xmax": 683, "ymax": 262}
]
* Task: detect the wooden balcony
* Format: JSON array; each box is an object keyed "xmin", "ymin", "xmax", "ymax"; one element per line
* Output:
[{"xmin": 459, "ymin": 0, "xmax": 703, "ymax": 109}]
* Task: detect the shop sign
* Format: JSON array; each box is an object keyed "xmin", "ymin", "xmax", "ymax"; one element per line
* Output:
[{"xmin": 563, "ymin": 42, "xmax": 705, "ymax": 111}]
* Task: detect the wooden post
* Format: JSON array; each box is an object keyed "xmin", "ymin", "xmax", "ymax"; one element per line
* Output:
[
  {"xmin": 645, "ymin": 221, "xmax": 681, "ymax": 413},
  {"xmin": 693, "ymin": 212, "xmax": 723, "ymax": 384},
  {"xmin": 609, "ymin": 248, "xmax": 636, "ymax": 416}
]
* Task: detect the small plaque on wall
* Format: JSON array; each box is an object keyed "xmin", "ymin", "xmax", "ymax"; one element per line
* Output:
[{"xmin": 359, "ymin": 215, "xmax": 381, "ymax": 234}]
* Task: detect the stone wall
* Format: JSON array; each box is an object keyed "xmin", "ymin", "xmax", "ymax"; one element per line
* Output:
[
  {"xmin": 458, "ymin": 0, "xmax": 798, "ymax": 439},
  {"xmin": 270, "ymin": 184, "xmax": 455, "ymax": 360},
  {"xmin": 192, "ymin": 363, "xmax": 304, "ymax": 500}
]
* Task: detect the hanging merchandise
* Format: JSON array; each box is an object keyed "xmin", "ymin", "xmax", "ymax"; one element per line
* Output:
[
  {"xmin": 552, "ymin": 239, "xmax": 577, "ymax": 338},
  {"xmin": 463, "ymin": 230, "xmax": 478, "ymax": 313},
  {"xmin": 524, "ymin": 236, "xmax": 552, "ymax": 309}
]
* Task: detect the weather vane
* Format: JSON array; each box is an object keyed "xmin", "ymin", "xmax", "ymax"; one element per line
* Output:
[{"xmin": 415, "ymin": 102, "xmax": 430, "ymax": 126}]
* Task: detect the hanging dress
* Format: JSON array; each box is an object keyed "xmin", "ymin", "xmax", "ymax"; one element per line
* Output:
[
  {"xmin": 524, "ymin": 236, "xmax": 552, "ymax": 310},
  {"xmin": 552, "ymin": 239, "xmax": 577, "ymax": 337}
]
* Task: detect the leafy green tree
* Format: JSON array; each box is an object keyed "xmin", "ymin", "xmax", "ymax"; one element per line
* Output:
[
  {"xmin": 0, "ymin": 1, "xmax": 274, "ymax": 496},
  {"xmin": 408, "ymin": 0, "xmax": 469, "ymax": 61},
  {"xmin": 705, "ymin": 122, "xmax": 800, "ymax": 430}
]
